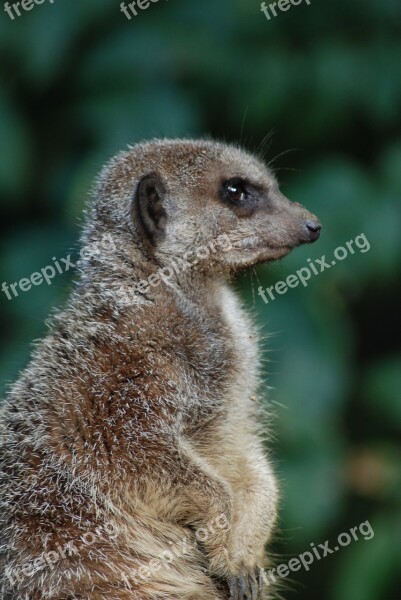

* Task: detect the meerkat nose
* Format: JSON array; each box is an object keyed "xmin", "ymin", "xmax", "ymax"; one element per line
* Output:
[{"xmin": 304, "ymin": 219, "xmax": 321, "ymax": 242}]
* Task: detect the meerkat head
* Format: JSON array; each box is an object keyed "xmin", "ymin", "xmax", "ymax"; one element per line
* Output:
[{"xmin": 86, "ymin": 139, "xmax": 320, "ymax": 281}]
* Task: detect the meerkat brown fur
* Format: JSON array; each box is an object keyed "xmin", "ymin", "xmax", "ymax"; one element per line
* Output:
[{"xmin": 0, "ymin": 139, "xmax": 321, "ymax": 600}]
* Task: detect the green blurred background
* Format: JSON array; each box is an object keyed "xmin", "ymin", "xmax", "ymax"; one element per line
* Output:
[{"xmin": 1, "ymin": 0, "xmax": 400, "ymax": 598}]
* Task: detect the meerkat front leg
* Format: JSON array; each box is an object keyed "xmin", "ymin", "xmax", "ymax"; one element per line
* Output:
[
  {"xmin": 138, "ymin": 435, "xmax": 235, "ymax": 577},
  {"xmin": 154, "ymin": 437, "xmax": 276, "ymax": 598},
  {"xmin": 223, "ymin": 438, "xmax": 279, "ymax": 600}
]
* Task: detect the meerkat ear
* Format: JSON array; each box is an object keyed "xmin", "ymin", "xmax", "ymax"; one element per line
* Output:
[{"xmin": 133, "ymin": 173, "xmax": 167, "ymax": 244}]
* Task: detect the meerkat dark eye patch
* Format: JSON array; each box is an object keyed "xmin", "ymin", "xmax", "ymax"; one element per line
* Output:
[
  {"xmin": 220, "ymin": 178, "xmax": 265, "ymax": 217},
  {"xmin": 221, "ymin": 178, "xmax": 249, "ymax": 204},
  {"xmin": 134, "ymin": 173, "xmax": 167, "ymax": 244}
]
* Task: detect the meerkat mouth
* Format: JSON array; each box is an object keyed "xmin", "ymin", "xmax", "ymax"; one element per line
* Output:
[
  {"xmin": 232, "ymin": 237, "xmax": 294, "ymax": 256},
  {"xmin": 233, "ymin": 237, "xmax": 295, "ymax": 251},
  {"xmin": 225, "ymin": 242, "xmax": 293, "ymax": 268},
  {"xmin": 256, "ymin": 246, "xmax": 293, "ymax": 263}
]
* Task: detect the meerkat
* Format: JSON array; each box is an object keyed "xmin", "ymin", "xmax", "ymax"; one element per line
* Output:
[{"xmin": 0, "ymin": 139, "xmax": 321, "ymax": 600}]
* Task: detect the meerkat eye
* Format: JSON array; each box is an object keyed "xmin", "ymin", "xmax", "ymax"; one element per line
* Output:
[{"xmin": 222, "ymin": 178, "xmax": 248, "ymax": 204}]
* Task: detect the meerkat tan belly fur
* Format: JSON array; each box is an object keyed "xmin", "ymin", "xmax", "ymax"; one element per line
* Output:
[{"xmin": 0, "ymin": 139, "xmax": 321, "ymax": 600}]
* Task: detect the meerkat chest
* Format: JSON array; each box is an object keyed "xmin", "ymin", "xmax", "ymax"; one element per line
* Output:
[
  {"xmin": 216, "ymin": 285, "xmax": 260, "ymax": 403},
  {"xmin": 184, "ymin": 284, "xmax": 261, "ymax": 443},
  {"xmin": 174, "ymin": 284, "xmax": 259, "ymax": 430}
]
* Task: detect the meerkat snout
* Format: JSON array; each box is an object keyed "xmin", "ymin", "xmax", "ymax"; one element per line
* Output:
[
  {"xmin": 217, "ymin": 175, "xmax": 321, "ymax": 251},
  {"xmin": 304, "ymin": 218, "xmax": 321, "ymax": 241}
]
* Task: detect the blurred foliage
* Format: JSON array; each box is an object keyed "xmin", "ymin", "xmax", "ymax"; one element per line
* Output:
[{"xmin": 0, "ymin": 0, "xmax": 400, "ymax": 598}]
